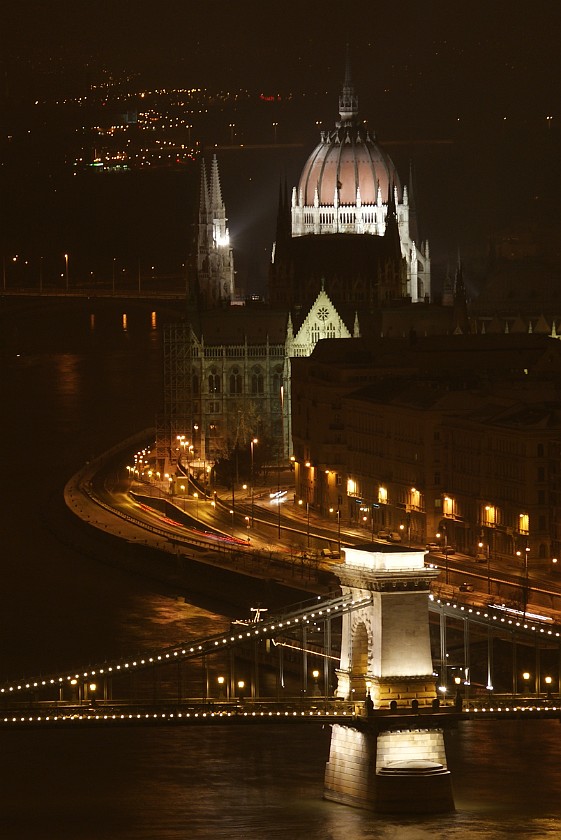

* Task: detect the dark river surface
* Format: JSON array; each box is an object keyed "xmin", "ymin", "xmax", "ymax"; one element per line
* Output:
[{"xmin": 1, "ymin": 302, "xmax": 561, "ymax": 839}]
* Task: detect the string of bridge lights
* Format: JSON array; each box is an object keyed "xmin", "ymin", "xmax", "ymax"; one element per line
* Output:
[
  {"xmin": 0, "ymin": 596, "xmax": 372, "ymax": 698},
  {"xmin": 3, "ymin": 705, "xmax": 561, "ymax": 729},
  {"xmin": 0, "ymin": 709, "xmax": 354, "ymax": 727},
  {"xmin": 4, "ymin": 592, "xmax": 559, "ymax": 701},
  {"xmin": 429, "ymin": 594, "xmax": 561, "ymax": 637}
]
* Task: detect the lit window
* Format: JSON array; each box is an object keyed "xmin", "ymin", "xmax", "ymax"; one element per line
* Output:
[
  {"xmin": 378, "ymin": 486, "xmax": 388, "ymax": 504},
  {"xmin": 442, "ymin": 495, "xmax": 454, "ymax": 517}
]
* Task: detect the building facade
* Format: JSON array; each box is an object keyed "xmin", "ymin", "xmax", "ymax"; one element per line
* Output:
[
  {"xmin": 291, "ymin": 333, "xmax": 561, "ymax": 565},
  {"xmin": 157, "ymin": 60, "xmax": 441, "ymax": 477}
]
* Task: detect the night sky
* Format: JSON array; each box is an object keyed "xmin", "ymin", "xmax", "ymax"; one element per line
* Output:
[
  {"xmin": 2, "ymin": 1, "xmax": 560, "ymax": 294},
  {"xmin": 5, "ymin": 0, "xmax": 559, "ymax": 93}
]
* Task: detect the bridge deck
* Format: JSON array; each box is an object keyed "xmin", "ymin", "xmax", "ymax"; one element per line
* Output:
[{"xmin": 2, "ymin": 698, "xmax": 561, "ymax": 729}]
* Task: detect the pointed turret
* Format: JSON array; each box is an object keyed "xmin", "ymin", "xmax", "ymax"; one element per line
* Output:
[
  {"xmin": 338, "ymin": 44, "xmax": 359, "ymax": 125},
  {"xmin": 209, "ymin": 154, "xmax": 223, "ymax": 211},
  {"xmin": 286, "ymin": 312, "xmax": 294, "ymax": 341},
  {"xmin": 273, "ymin": 176, "xmax": 291, "ymax": 264},
  {"xmin": 384, "ymin": 181, "xmax": 401, "ymax": 256},
  {"xmin": 196, "ymin": 154, "xmax": 234, "ymax": 308},
  {"xmin": 199, "ymin": 159, "xmax": 209, "ymax": 215},
  {"xmin": 408, "ymin": 160, "xmax": 419, "ymax": 245},
  {"xmin": 453, "ymin": 259, "xmax": 470, "ymax": 334}
]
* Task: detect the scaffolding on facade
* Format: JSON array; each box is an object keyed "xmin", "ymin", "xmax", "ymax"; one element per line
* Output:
[{"xmin": 156, "ymin": 322, "xmax": 193, "ymax": 473}]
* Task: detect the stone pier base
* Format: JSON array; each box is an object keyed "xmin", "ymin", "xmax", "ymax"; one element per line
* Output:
[{"xmin": 324, "ymin": 723, "xmax": 454, "ymax": 814}]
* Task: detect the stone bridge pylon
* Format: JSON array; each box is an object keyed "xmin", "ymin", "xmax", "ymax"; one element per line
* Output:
[{"xmin": 324, "ymin": 543, "xmax": 455, "ymax": 813}]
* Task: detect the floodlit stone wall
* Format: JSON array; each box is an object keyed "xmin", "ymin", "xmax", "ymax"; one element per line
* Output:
[{"xmin": 376, "ymin": 729, "xmax": 447, "ymax": 770}]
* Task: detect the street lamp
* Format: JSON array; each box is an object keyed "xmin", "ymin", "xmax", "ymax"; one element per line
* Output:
[
  {"xmin": 298, "ymin": 499, "xmax": 310, "ymax": 547},
  {"xmin": 193, "ymin": 491, "xmax": 199, "ymax": 518},
  {"xmin": 479, "ymin": 539, "xmax": 491, "ymax": 594},
  {"xmin": 329, "ymin": 507, "xmax": 341, "ymax": 554},
  {"xmin": 437, "ymin": 530, "xmax": 449, "ymax": 584},
  {"xmin": 180, "ymin": 484, "xmax": 186, "ymax": 511},
  {"xmin": 312, "ymin": 669, "xmax": 320, "ymax": 696},
  {"xmin": 64, "ymin": 253, "xmax": 69, "ymax": 291},
  {"xmin": 250, "ymin": 437, "xmax": 258, "ymax": 526},
  {"xmin": 454, "ymin": 675, "xmax": 462, "ymax": 710},
  {"xmin": 524, "ymin": 546, "xmax": 530, "ymax": 618}
]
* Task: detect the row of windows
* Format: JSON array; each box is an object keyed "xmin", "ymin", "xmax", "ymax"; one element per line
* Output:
[
  {"xmin": 300, "ymin": 208, "xmax": 390, "ymax": 224},
  {"xmin": 310, "ymin": 323, "xmax": 337, "ymax": 342},
  {"xmin": 193, "ymin": 370, "xmax": 283, "ymax": 396}
]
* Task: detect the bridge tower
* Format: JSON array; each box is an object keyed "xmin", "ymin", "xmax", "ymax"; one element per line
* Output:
[{"xmin": 324, "ymin": 543, "xmax": 455, "ymax": 813}]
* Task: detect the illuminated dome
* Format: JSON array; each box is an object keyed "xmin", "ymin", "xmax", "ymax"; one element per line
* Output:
[
  {"xmin": 298, "ymin": 122, "xmax": 401, "ymax": 208},
  {"xmin": 287, "ymin": 56, "xmax": 431, "ymax": 304}
]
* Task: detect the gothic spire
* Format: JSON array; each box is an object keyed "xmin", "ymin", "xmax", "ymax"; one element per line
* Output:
[
  {"xmin": 209, "ymin": 154, "xmax": 223, "ymax": 211},
  {"xmin": 199, "ymin": 159, "xmax": 209, "ymax": 215},
  {"xmin": 384, "ymin": 181, "xmax": 402, "ymax": 268},
  {"xmin": 453, "ymin": 259, "xmax": 470, "ymax": 334},
  {"xmin": 338, "ymin": 44, "xmax": 359, "ymax": 124},
  {"xmin": 408, "ymin": 160, "xmax": 419, "ymax": 245},
  {"xmin": 273, "ymin": 175, "xmax": 291, "ymax": 263}
]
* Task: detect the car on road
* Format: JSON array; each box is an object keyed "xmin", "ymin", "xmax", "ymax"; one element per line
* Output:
[
  {"xmin": 425, "ymin": 542, "xmax": 440, "ymax": 552},
  {"xmin": 459, "ymin": 582, "xmax": 474, "ymax": 592},
  {"xmin": 378, "ymin": 529, "xmax": 402, "ymax": 542},
  {"xmin": 320, "ymin": 548, "xmax": 340, "ymax": 559},
  {"xmin": 443, "ymin": 546, "xmax": 455, "ymax": 555}
]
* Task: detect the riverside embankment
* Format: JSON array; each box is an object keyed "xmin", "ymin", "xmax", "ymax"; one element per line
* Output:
[{"xmin": 64, "ymin": 429, "xmax": 338, "ymax": 617}]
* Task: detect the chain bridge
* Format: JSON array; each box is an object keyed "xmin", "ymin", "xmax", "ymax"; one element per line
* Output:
[{"xmin": 2, "ymin": 589, "xmax": 561, "ymax": 729}]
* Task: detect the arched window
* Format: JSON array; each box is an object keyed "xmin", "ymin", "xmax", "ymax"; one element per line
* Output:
[
  {"xmin": 251, "ymin": 367, "xmax": 264, "ymax": 395},
  {"xmin": 229, "ymin": 367, "xmax": 242, "ymax": 395},
  {"xmin": 208, "ymin": 367, "xmax": 221, "ymax": 394},
  {"xmin": 272, "ymin": 366, "xmax": 283, "ymax": 396}
]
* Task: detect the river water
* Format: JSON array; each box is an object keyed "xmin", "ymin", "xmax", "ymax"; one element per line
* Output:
[{"xmin": 1, "ymin": 303, "xmax": 561, "ymax": 839}]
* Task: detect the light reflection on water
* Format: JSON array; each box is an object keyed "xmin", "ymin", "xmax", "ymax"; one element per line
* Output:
[
  {"xmin": 117, "ymin": 594, "xmax": 231, "ymax": 651},
  {"xmin": 2, "ymin": 722, "xmax": 561, "ymax": 839},
  {"xmin": 2, "ymin": 307, "xmax": 561, "ymax": 837}
]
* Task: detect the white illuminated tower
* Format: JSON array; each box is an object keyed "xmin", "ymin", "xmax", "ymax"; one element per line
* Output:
[
  {"xmin": 324, "ymin": 543, "xmax": 454, "ymax": 814},
  {"xmin": 196, "ymin": 155, "xmax": 235, "ymax": 306}
]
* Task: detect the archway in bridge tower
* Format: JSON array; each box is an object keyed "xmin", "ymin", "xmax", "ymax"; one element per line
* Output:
[{"xmin": 350, "ymin": 621, "xmax": 369, "ymax": 699}]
